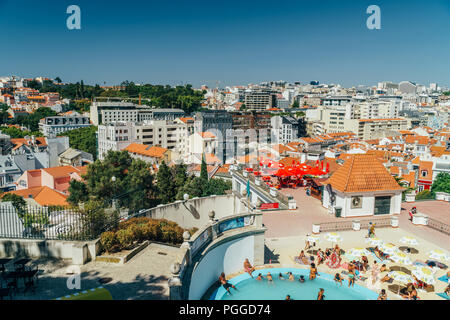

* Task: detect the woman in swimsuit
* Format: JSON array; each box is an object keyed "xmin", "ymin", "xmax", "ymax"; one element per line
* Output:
[
  {"xmin": 256, "ymin": 273, "xmax": 263, "ymax": 281},
  {"xmin": 371, "ymin": 260, "xmax": 379, "ymax": 285},
  {"xmin": 267, "ymin": 272, "xmax": 273, "ymax": 282},
  {"xmin": 278, "ymin": 273, "xmax": 285, "ymax": 280},
  {"xmin": 297, "ymin": 250, "xmax": 309, "ymax": 264},
  {"xmin": 243, "ymin": 259, "xmax": 255, "ymax": 278},
  {"xmin": 287, "ymin": 272, "xmax": 295, "ymax": 281},
  {"xmin": 377, "ymin": 289, "xmax": 387, "ymax": 300},
  {"xmin": 317, "ymin": 288, "xmax": 325, "ymax": 300},
  {"xmin": 348, "ymin": 270, "xmax": 356, "ymax": 287},
  {"xmin": 309, "ymin": 263, "xmax": 319, "ymax": 280}
]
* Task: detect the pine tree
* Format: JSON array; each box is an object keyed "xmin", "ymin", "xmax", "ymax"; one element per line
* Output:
[
  {"xmin": 156, "ymin": 161, "xmax": 176, "ymax": 204},
  {"xmin": 200, "ymin": 154, "xmax": 208, "ymax": 182}
]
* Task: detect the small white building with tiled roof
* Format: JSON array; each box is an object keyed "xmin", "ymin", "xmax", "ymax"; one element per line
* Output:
[{"xmin": 323, "ymin": 154, "xmax": 404, "ymax": 218}]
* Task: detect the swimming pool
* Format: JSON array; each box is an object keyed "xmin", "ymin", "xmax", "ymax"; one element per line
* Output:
[{"xmin": 210, "ymin": 268, "xmax": 379, "ymax": 300}]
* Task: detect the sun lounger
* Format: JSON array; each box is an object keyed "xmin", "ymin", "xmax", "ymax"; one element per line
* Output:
[
  {"xmin": 436, "ymin": 293, "xmax": 450, "ymax": 300},
  {"xmin": 426, "ymin": 260, "xmax": 448, "ymax": 270}
]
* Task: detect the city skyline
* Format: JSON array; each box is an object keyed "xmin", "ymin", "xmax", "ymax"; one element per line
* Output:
[{"xmin": 0, "ymin": 0, "xmax": 449, "ymax": 87}]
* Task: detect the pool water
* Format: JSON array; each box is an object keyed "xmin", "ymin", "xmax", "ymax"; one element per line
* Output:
[{"xmin": 211, "ymin": 268, "xmax": 378, "ymax": 300}]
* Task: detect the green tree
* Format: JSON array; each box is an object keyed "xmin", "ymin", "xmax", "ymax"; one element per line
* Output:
[
  {"xmin": 67, "ymin": 179, "xmax": 89, "ymax": 204},
  {"xmin": 61, "ymin": 126, "xmax": 97, "ymax": 159},
  {"xmin": 156, "ymin": 161, "xmax": 176, "ymax": 204},
  {"xmin": 291, "ymin": 100, "xmax": 300, "ymax": 108},
  {"xmin": 431, "ymin": 172, "xmax": 450, "ymax": 194},
  {"xmin": 202, "ymin": 178, "xmax": 231, "ymax": 197},
  {"xmin": 2, "ymin": 193, "xmax": 26, "ymax": 210},
  {"xmin": 200, "ymin": 155, "xmax": 208, "ymax": 183},
  {"xmin": 67, "ymin": 151, "xmax": 156, "ymax": 211}
]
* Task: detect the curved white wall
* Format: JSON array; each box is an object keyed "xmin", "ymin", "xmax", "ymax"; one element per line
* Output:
[{"xmin": 188, "ymin": 235, "xmax": 255, "ymax": 300}]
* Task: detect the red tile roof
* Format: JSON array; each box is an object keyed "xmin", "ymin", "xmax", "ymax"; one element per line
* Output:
[{"xmin": 324, "ymin": 154, "xmax": 404, "ymax": 193}]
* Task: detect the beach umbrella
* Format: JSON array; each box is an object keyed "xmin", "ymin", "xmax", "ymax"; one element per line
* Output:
[
  {"xmin": 389, "ymin": 251, "xmax": 412, "ymax": 265},
  {"xmin": 387, "ymin": 271, "xmax": 415, "ymax": 295},
  {"xmin": 324, "ymin": 232, "xmax": 342, "ymax": 246},
  {"xmin": 399, "ymin": 236, "xmax": 419, "ymax": 246},
  {"xmin": 306, "ymin": 235, "xmax": 320, "ymax": 243},
  {"xmin": 388, "ymin": 271, "xmax": 414, "ymax": 284},
  {"xmin": 365, "ymin": 237, "xmax": 384, "ymax": 246},
  {"xmin": 428, "ymin": 249, "xmax": 449, "ymax": 262},
  {"xmin": 381, "ymin": 243, "xmax": 399, "ymax": 255},
  {"xmin": 348, "ymin": 247, "xmax": 370, "ymax": 258},
  {"xmin": 412, "ymin": 266, "xmax": 435, "ymax": 285}
]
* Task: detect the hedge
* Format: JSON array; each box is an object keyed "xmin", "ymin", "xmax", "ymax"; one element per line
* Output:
[{"xmin": 100, "ymin": 217, "xmax": 197, "ymax": 253}]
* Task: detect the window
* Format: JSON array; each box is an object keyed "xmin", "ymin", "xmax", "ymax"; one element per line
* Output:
[{"xmin": 421, "ymin": 170, "xmax": 427, "ymax": 177}]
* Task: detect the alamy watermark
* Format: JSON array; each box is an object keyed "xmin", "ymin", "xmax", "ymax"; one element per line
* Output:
[
  {"xmin": 66, "ymin": 5, "xmax": 81, "ymax": 30},
  {"xmin": 66, "ymin": 265, "xmax": 81, "ymax": 290},
  {"xmin": 366, "ymin": 5, "xmax": 381, "ymax": 30}
]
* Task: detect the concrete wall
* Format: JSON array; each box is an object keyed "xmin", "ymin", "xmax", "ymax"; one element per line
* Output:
[
  {"xmin": 145, "ymin": 194, "xmax": 242, "ymax": 229},
  {"xmin": 188, "ymin": 235, "xmax": 256, "ymax": 300},
  {"xmin": 323, "ymin": 189, "xmax": 402, "ymax": 218},
  {"xmin": 0, "ymin": 238, "xmax": 100, "ymax": 265}
]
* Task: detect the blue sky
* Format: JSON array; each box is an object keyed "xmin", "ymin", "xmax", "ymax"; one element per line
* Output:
[{"xmin": 0, "ymin": 0, "xmax": 449, "ymax": 87}]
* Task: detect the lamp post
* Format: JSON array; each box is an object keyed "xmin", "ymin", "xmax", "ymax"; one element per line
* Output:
[{"xmin": 111, "ymin": 176, "xmax": 117, "ymax": 210}]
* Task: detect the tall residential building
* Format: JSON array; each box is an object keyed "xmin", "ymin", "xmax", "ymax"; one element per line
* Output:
[
  {"xmin": 271, "ymin": 116, "xmax": 305, "ymax": 144},
  {"xmin": 194, "ymin": 110, "xmax": 233, "ymax": 163},
  {"xmin": 343, "ymin": 118, "xmax": 408, "ymax": 140},
  {"xmin": 243, "ymin": 89, "xmax": 277, "ymax": 110}
]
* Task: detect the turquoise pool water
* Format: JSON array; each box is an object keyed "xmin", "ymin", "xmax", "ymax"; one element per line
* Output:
[{"xmin": 211, "ymin": 268, "xmax": 378, "ymax": 300}]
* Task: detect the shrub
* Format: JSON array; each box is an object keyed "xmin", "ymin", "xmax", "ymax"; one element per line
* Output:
[
  {"xmin": 128, "ymin": 224, "xmax": 144, "ymax": 242},
  {"xmin": 116, "ymin": 228, "xmax": 134, "ymax": 250},
  {"xmin": 100, "ymin": 231, "xmax": 117, "ymax": 253},
  {"xmin": 415, "ymin": 190, "xmax": 433, "ymax": 200},
  {"xmin": 147, "ymin": 220, "xmax": 162, "ymax": 241}
]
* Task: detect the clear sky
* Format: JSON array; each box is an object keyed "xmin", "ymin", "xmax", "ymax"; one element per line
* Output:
[{"xmin": 0, "ymin": 0, "xmax": 449, "ymax": 88}]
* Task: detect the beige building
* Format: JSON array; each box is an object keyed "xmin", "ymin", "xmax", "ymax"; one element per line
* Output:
[{"xmin": 344, "ymin": 118, "xmax": 408, "ymax": 140}]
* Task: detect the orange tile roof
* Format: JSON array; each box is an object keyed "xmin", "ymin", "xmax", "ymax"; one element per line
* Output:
[
  {"xmin": 358, "ymin": 118, "xmax": 405, "ymax": 122},
  {"xmin": 199, "ymin": 132, "xmax": 216, "ymax": 139},
  {"xmin": 418, "ymin": 161, "xmax": 433, "ymax": 182},
  {"xmin": 6, "ymin": 186, "xmax": 68, "ymax": 207},
  {"xmin": 324, "ymin": 154, "xmax": 404, "ymax": 193},
  {"xmin": 179, "ymin": 117, "xmax": 194, "ymax": 124},
  {"xmin": 11, "ymin": 137, "xmax": 48, "ymax": 147},
  {"xmin": 405, "ymin": 135, "xmax": 429, "ymax": 145},
  {"xmin": 124, "ymin": 143, "xmax": 168, "ymax": 158},
  {"xmin": 43, "ymin": 166, "xmax": 80, "ymax": 178}
]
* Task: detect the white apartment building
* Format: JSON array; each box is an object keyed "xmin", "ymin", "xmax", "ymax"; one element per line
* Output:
[
  {"xmin": 97, "ymin": 122, "xmax": 135, "ymax": 160},
  {"xmin": 97, "ymin": 119, "xmax": 189, "ymax": 161},
  {"xmin": 359, "ymin": 101, "xmax": 399, "ymax": 119}
]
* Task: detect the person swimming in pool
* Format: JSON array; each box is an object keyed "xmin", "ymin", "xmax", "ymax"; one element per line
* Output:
[
  {"xmin": 256, "ymin": 273, "xmax": 263, "ymax": 281},
  {"xmin": 317, "ymin": 288, "xmax": 325, "ymax": 300},
  {"xmin": 298, "ymin": 275, "xmax": 305, "ymax": 283},
  {"xmin": 219, "ymin": 272, "xmax": 236, "ymax": 294},
  {"xmin": 286, "ymin": 272, "xmax": 295, "ymax": 281},
  {"xmin": 310, "ymin": 263, "xmax": 319, "ymax": 280},
  {"xmin": 267, "ymin": 272, "xmax": 273, "ymax": 282},
  {"xmin": 285, "ymin": 295, "xmax": 291, "ymax": 300},
  {"xmin": 334, "ymin": 273, "xmax": 343, "ymax": 286},
  {"xmin": 278, "ymin": 273, "xmax": 285, "ymax": 280}
]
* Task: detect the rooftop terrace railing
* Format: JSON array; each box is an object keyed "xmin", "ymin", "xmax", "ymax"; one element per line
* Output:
[
  {"xmin": 427, "ymin": 217, "xmax": 450, "ymax": 236},
  {"xmin": 318, "ymin": 216, "xmax": 392, "ymax": 232}
]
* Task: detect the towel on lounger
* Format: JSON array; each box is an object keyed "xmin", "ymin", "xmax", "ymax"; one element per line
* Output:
[{"xmin": 436, "ymin": 293, "xmax": 450, "ymax": 300}]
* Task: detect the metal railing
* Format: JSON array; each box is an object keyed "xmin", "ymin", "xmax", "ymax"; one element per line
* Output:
[
  {"xmin": 427, "ymin": 217, "xmax": 450, "ymax": 236},
  {"xmin": 0, "ymin": 204, "xmax": 119, "ymax": 241},
  {"xmin": 319, "ymin": 216, "xmax": 392, "ymax": 232}
]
